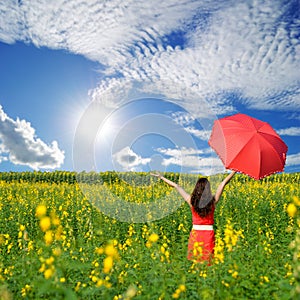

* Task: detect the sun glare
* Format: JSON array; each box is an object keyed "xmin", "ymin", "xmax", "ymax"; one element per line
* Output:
[
  {"xmin": 97, "ymin": 112, "xmax": 121, "ymax": 143},
  {"xmin": 98, "ymin": 117, "xmax": 114, "ymax": 139}
]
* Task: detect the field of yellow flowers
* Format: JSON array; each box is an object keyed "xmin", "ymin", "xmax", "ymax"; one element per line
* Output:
[{"xmin": 0, "ymin": 171, "xmax": 299, "ymax": 299}]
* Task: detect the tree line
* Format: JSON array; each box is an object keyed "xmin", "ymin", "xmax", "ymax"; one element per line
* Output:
[{"xmin": 0, "ymin": 170, "xmax": 298, "ymax": 185}]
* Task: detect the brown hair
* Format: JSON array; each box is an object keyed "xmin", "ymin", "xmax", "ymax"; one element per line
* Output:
[{"xmin": 190, "ymin": 177, "xmax": 215, "ymax": 217}]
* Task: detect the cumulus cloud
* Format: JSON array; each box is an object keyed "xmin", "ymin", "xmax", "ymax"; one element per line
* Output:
[
  {"xmin": 154, "ymin": 146, "xmax": 224, "ymax": 175},
  {"xmin": 156, "ymin": 147, "xmax": 202, "ymax": 167},
  {"xmin": 112, "ymin": 145, "xmax": 223, "ymax": 175},
  {"xmin": 286, "ymin": 152, "xmax": 300, "ymax": 167},
  {"xmin": 156, "ymin": 143, "xmax": 300, "ymax": 175},
  {"xmin": 0, "ymin": 106, "xmax": 64, "ymax": 170},
  {"xmin": 277, "ymin": 127, "xmax": 300, "ymax": 136},
  {"xmin": 113, "ymin": 146, "xmax": 151, "ymax": 171}
]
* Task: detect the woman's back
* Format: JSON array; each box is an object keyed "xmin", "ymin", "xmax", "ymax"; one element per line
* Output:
[{"xmin": 191, "ymin": 206, "xmax": 215, "ymax": 225}]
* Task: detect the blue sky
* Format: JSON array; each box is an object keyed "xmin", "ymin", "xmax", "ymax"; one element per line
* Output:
[{"xmin": 0, "ymin": 0, "xmax": 299, "ymax": 176}]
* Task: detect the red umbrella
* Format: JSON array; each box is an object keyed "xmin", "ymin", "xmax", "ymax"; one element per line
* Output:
[{"xmin": 208, "ymin": 113, "xmax": 288, "ymax": 180}]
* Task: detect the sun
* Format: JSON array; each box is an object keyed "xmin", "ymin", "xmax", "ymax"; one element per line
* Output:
[{"xmin": 98, "ymin": 116, "xmax": 115, "ymax": 139}]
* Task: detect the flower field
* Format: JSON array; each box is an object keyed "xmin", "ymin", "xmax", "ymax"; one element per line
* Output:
[{"xmin": 0, "ymin": 171, "xmax": 299, "ymax": 299}]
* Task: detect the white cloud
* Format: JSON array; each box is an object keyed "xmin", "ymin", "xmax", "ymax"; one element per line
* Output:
[
  {"xmin": 286, "ymin": 152, "xmax": 300, "ymax": 167},
  {"xmin": 157, "ymin": 146, "xmax": 204, "ymax": 157},
  {"xmin": 156, "ymin": 146, "xmax": 208, "ymax": 166},
  {"xmin": 1, "ymin": 0, "xmax": 298, "ymax": 116},
  {"xmin": 277, "ymin": 127, "xmax": 300, "ymax": 136},
  {"xmin": 89, "ymin": 77, "xmax": 133, "ymax": 109},
  {"xmin": 0, "ymin": 155, "xmax": 8, "ymax": 163},
  {"xmin": 170, "ymin": 111, "xmax": 195, "ymax": 127},
  {"xmin": 113, "ymin": 145, "xmax": 224, "ymax": 175},
  {"xmin": 0, "ymin": 106, "xmax": 64, "ymax": 170},
  {"xmin": 155, "ymin": 146, "xmax": 224, "ymax": 175},
  {"xmin": 197, "ymin": 1, "xmax": 300, "ymax": 104},
  {"xmin": 0, "ymin": 0, "xmax": 202, "ymax": 64},
  {"xmin": 113, "ymin": 146, "xmax": 151, "ymax": 171},
  {"xmin": 90, "ymin": 0, "xmax": 299, "ymax": 116},
  {"xmin": 171, "ymin": 111, "xmax": 211, "ymax": 140},
  {"xmin": 0, "ymin": 0, "xmax": 22, "ymax": 44},
  {"xmin": 184, "ymin": 126, "xmax": 211, "ymax": 141}
]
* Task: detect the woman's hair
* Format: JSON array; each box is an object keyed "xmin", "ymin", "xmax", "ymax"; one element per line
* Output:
[{"xmin": 190, "ymin": 177, "xmax": 215, "ymax": 217}]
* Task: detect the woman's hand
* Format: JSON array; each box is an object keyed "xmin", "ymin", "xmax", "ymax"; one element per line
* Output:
[{"xmin": 150, "ymin": 172, "xmax": 162, "ymax": 179}]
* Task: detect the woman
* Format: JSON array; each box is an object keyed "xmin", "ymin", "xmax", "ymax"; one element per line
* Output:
[{"xmin": 151, "ymin": 171, "xmax": 236, "ymax": 263}]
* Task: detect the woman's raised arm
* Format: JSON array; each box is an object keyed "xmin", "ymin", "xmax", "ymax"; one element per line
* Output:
[
  {"xmin": 214, "ymin": 171, "xmax": 236, "ymax": 204},
  {"xmin": 150, "ymin": 173, "xmax": 191, "ymax": 206}
]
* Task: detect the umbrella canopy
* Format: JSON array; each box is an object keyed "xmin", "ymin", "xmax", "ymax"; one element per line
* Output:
[{"xmin": 208, "ymin": 113, "xmax": 288, "ymax": 180}]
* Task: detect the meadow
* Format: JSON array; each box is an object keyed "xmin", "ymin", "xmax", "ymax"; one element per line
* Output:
[{"xmin": 0, "ymin": 171, "xmax": 299, "ymax": 299}]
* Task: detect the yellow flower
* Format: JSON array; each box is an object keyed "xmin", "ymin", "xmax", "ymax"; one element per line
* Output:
[
  {"xmin": 199, "ymin": 271, "xmax": 207, "ymax": 278},
  {"xmin": 36, "ymin": 205, "xmax": 47, "ymax": 218},
  {"xmin": 178, "ymin": 284, "xmax": 186, "ymax": 292},
  {"xmin": 293, "ymin": 196, "xmax": 300, "ymax": 206},
  {"xmin": 44, "ymin": 268, "xmax": 54, "ymax": 279},
  {"xmin": 44, "ymin": 230, "xmax": 53, "ymax": 245},
  {"xmin": 28, "ymin": 241, "xmax": 34, "ymax": 252},
  {"xmin": 222, "ymin": 280, "xmax": 229, "ymax": 287},
  {"xmin": 21, "ymin": 284, "xmax": 31, "ymax": 297},
  {"xmin": 95, "ymin": 247, "xmax": 104, "ymax": 255},
  {"xmin": 40, "ymin": 217, "xmax": 51, "ymax": 232},
  {"xmin": 55, "ymin": 226, "xmax": 63, "ymax": 241},
  {"xmin": 172, "ymin": 284, "xmax": 185, "ymax": 298},
  {"xmin": 45, "ymin": 256, "xmax": 55, "ymax": 265},
  {"xmin": 148, "ymin": 233, "xmax": 159, "ymax": 243},
  {"xmin": 287, "ymin": 203, "xmax": 297, "ymax": 217},
  {"xmin": 178, "ymin": 223, "xmax": 184, "ymax": 230},
  {"xmin": 39, "ymin": 263, "xmax": 46, "ymax": 273},
  {"xmin": 52, "ymin": 216, "xmax": 60, "ymax": 226},
  {"xmin": 75, "ymin": 282, "xmax": 81, "ymax": 292},
  {"xmin": 103, "ymin": 256, "xmax": 113, "ymax": 274},
  {"xmin": 96, "ymin": 279, "xmax": 103, "ymax": 287},
  {"xmin": 52, "ymin": 247, "xmax": 62, "ymax": 257},
  {"xmin": 260, "ymin": 275, "xmax": 270, "ymax": 283},
  {"xmin": 105, "ymin": 244, "xmax": 119, "ymax": 258}
]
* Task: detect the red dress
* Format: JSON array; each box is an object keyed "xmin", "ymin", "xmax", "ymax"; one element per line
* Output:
[{"xmin": 187, "ymin": 206, "xmax": 215, "ymax": 262}]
